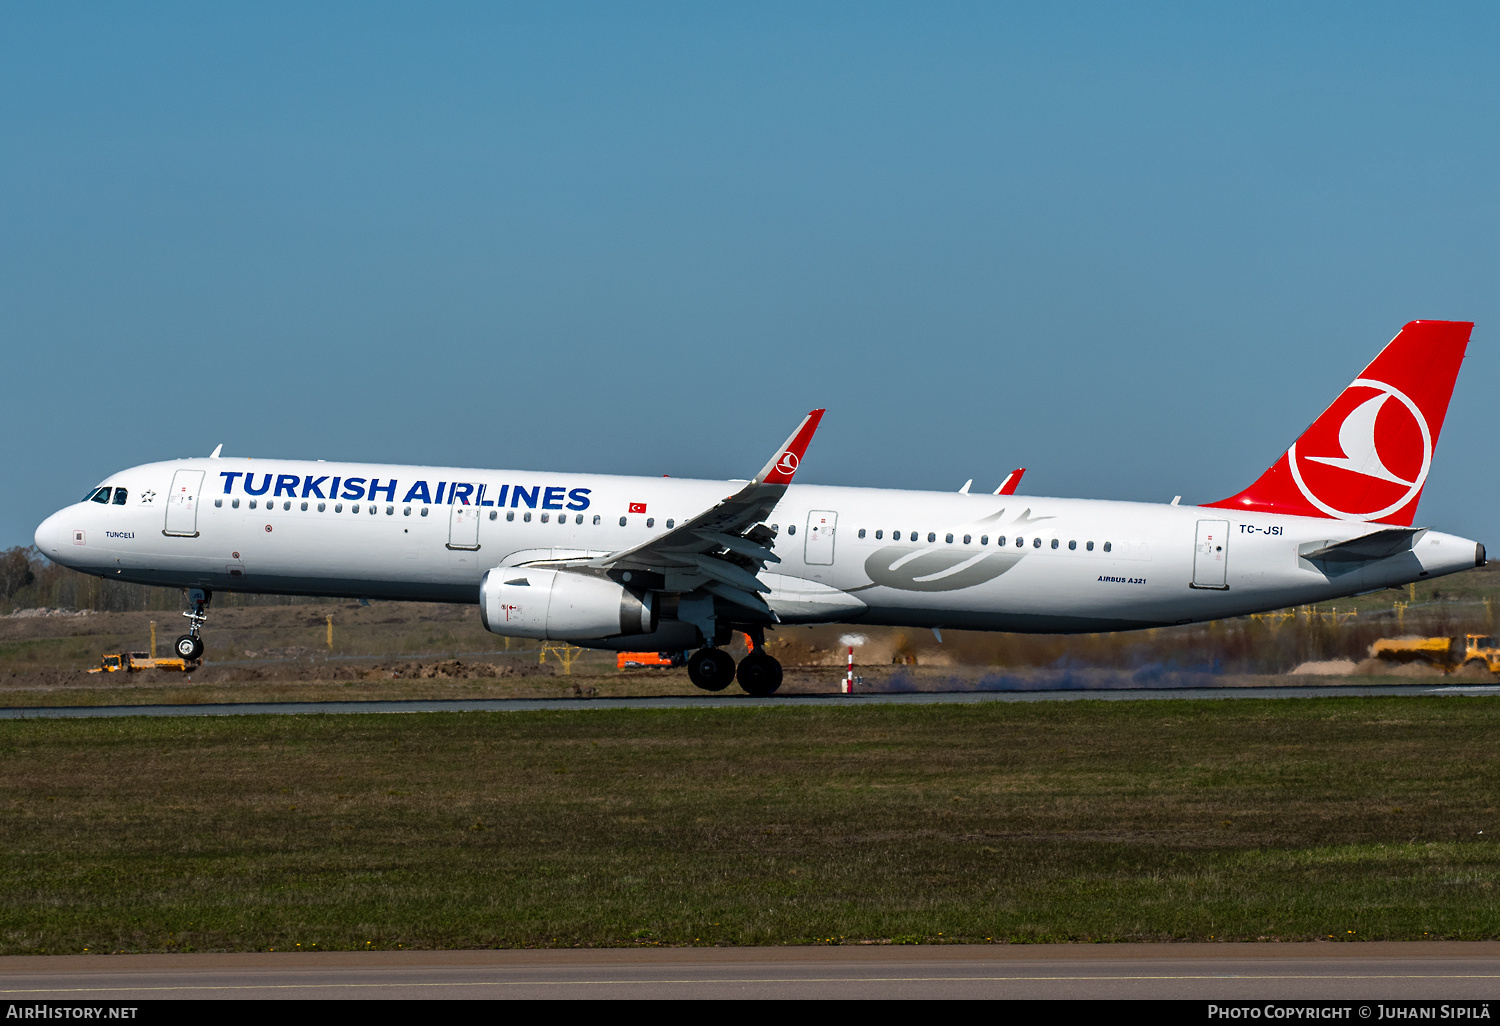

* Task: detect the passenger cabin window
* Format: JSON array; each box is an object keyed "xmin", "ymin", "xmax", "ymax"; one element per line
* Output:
[
  {"xmin": 1086, "ymin": 541, "xmax": 1094, "ymax": 551},
  {"xmin": 858, "ymin": 529, "xmax": 866, "ymax": 539},
  {"xmin": 875, "ymin": 530, "xmax": 883, "ymax": 540},
  {"xmin": 214, "ymin": 498, "xmax": 222, "ymax": 508},
  {"xmin": 334, "ymin": 503, "xmax": 343, "ymax": 513},
  {"xmin": 996, "ymin": 535, "xmax": 1005, "ymax": 546},
  {"xmin": 403, "ymin": 506, "xmax": 411, "ymax": 516},
  {"xmin": 285, "ymin": 501, "xmax": 293, "ymax": 511},
  {"xmin": 646, "ymin": 518, "xmax": 654, "ymax": 528},
  {"xmin": 113, "ymin": 488, "xmax": 127, "ymax": 505},
  {"xmin": 523, "ymin": 512, "xmax": 532, "ymax": 522},
  {"xmin": 251, "ymin": 500, "xmax": 260, "ymax": 510},
  {"xmin": 232, "ymin": 498, "xmax": 240, "ymax": 509},
  {"xmin": 787, "ymin": 525, "xmax": 796, "ymax": 535},
  {"xmin": 945, "ymin": 533, "xmax": 954, "ymax": 544},
  {"xmin": 1015, "ymin": 537, "xmax": 1023, "ymax": 547},
  {"xmin": 1103, "ymin": 542, "xmax": 1112, "ymax": 552},
  {"xmin": 1033, "ymin": 538, "xmax": 1042, "ymax": 548},
  {"xmin": 507, "ymin": 511, "xmax": 515, "ymax": 521},
  {"xmin": 619, "ymin": 516, "xmax": 627, "ymax": 526},
  {"xmin": 1068, "ymin": 539, "xmax": 1076, "ymax": 550},
  {"xmin": 927, "ymin": 532, "xmax": 936, "ymax": 543},
  {"xmin": 980, "ymin": 535, "xmax": 988, "ymax": 545},
  {"xmin": 319, "ymin": 503, "xmax": 327, "ymax": 512},
  {"xmin": 665, "ymin": 519, "xmax": 674, "ymax": 529},
  {"xmin": 963, "ymin": 535, "xmax": 971, "ymax": 544},
  {"xmin": 541, "ymin": 512, "xmax": 550, "ymax": 523},
  {"xmin": 1050, "ymin": 538, "xmax": 1059, "ymax": 549},
  {"xmin": 351, "ymin": 503, "xmax": 360, "ymax": 513},
  {"xmin": 300, "ymin": 502, "xmax": 308, "ymax": 511},
  {"xmin": 487, "ymin": 510, "xmax": 495, "ymax": 520},
  {"xmin": 592, "ymin": 515, "xmax": 600, "ymax": 525}
]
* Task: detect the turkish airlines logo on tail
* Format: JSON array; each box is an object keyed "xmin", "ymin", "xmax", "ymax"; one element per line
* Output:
[
  {"xmin": 775, "ymin": 451, "xmax": 799, "ymax": 475},
  {"xmin": 1288, "ymin": 378, "xmax": 1432, "ymax": 521}
]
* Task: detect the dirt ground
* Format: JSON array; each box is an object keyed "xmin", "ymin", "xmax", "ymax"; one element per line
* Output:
[
  {"xmin": 0, "ymin": 599, "xmax": 1483, "ymax": 708},
  {"xmin": 0, "ymin": 659, "xmax": 1462, "ymax": 709}
]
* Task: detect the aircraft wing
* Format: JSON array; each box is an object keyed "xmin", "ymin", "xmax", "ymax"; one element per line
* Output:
[{"xmin": 583, "ymin": 409, "xmax": 826, "ymax": 617}]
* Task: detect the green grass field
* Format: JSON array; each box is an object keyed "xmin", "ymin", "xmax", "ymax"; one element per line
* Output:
[{"xmin": 2, "ymin": 697, "xmax": 1497, "ymax": 954}]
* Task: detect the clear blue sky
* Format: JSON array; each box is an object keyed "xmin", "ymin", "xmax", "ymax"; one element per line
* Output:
[{"xmin": 3, "ymin": 3, "xmax": 1496, "ymax": 548}]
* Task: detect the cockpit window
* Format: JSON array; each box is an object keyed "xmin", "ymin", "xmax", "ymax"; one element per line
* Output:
[
  {"xmin": 112, "ymin": 488, "xmax": 128, "ymax": 505},
  {"xmin": 89, "ymin": 487, "xmax": 110, "ymax": 504}
]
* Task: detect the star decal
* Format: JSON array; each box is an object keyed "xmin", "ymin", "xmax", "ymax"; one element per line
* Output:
[{"xmin": 140, "ymin": 491, "xmax": 156, "ymax": 504}]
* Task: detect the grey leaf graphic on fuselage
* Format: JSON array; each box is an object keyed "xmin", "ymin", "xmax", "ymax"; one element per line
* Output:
[
  {"xmin": 851, "ymin": 545, "xmax": 1025, "ymax": 593},
  {"xmin": 1011, "ymin": 507, "xmax": 1054, "ymax": 527}
]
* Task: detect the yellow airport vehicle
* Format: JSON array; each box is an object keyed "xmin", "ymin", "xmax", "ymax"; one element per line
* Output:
[
  {"xmin": 1371, "ymin": 634, "xmax": 1500, "ymax": 675},
  {"xmin": 88, "ymin": 651, "xmax": 197, "ymax": 673}
]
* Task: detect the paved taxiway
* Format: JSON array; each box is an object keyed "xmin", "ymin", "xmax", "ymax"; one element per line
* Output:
[
  {"xmin": 3, "ymin": 944, "xmax": 1498, "ymax": 999},
  {"xmin": 1, "ymin": 684, "xmax": 1495, "ymax": 719}
]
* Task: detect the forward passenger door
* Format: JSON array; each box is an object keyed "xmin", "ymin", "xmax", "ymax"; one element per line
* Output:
[{"xmin": 163, "ymin": 470, "xmax": 205, "ymax": 537}]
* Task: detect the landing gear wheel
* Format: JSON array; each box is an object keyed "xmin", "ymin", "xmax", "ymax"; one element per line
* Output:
[
  {"xmin": 687, "ymin": 648, "xmax": 736, "ymax": 692},
  {"xmin": 736, "ymin": 651, "xmax": 783, "ymax": 696},
  {"xmin": 175, "ymin": 634, "xmax": 204, "ymax": 661}
]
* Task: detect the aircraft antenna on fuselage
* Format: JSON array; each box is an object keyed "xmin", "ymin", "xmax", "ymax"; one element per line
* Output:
[{"xmin": 209, "ymin": 444, "xmax": 223, "ymax": 459}]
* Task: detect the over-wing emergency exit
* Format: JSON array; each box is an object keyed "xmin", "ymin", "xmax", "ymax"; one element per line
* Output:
[{"xmin": 35, "ymin": 320, "xmax": 1485, "ymax": 695}]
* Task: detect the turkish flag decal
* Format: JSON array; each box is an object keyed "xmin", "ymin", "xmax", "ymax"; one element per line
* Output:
[{"xmin": 628, "ymin": 502, "xmax": 647, "ymax": 514}]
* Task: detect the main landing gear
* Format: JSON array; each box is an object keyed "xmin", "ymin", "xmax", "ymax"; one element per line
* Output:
[
  {"xmin": 686, "ymin": 628, "xmax": 783, "ymax": 697},
  {"xmin": 174, "ymin": 588, "xmax": 210, "ymax": 662},
  {"xmin": 687, "ymin": 648, "xmax": 735, "ymax": 692}
]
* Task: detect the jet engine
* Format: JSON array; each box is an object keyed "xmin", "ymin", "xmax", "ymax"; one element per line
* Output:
[{"xmin": 479, "ymin": 566, "xmax": 655, "ymax": 640}]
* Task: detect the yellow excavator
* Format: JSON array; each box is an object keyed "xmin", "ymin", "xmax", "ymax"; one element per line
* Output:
[
  {"xmin": 88, "ymin": 651, "xmax": 197, "ymax": 673},
  {"xmin": 1371, "ymin": 634, "xmax": 1500, "ymax": 675}
]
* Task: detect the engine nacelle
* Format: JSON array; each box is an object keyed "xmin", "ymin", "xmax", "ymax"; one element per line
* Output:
[{"xmin": 479, "ymin": 567, "xmax": 655, "ymax": 640}]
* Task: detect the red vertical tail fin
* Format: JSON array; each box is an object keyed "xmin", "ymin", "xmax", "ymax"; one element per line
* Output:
[
  {"xmin": 995, "ymin": 468, "xmax": 1025, "ymax": 495},
  {"xmin": 1204, "ymin": 320, "xmax": 1471, "ymax": 526}
]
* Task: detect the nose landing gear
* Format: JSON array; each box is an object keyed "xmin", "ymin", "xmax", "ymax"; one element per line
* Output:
[{"xmin": 174, "ymin": 588, "xmax": 211, "ymax": 662}]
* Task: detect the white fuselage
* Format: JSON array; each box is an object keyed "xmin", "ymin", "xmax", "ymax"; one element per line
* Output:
[{"xmin": 34, "ymin": 456, "xmax": 1482, "ymax": 636}]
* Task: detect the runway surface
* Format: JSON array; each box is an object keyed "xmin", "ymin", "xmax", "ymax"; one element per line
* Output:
[
  {"xmin": 1, "ymin": 684, "xmax": 1495, "ymax": 719},
  {"xmin": 3, "ymin": 944, "xmax": 1499, "ymax": 999}
]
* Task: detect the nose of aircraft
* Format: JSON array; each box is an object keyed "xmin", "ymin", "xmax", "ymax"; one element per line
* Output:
[{"xmin": 33, "ymin": 510, "xmax": 64, "ymax": 559}]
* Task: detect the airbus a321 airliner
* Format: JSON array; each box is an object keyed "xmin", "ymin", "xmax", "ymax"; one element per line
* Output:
[{"xmin": 33, "ymin": 320, "xmax": 1485, "ymax": 695}]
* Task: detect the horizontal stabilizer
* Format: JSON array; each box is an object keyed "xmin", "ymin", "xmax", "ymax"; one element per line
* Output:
[{"xmin": 1299, "ymin": 527, "xmax": 1427, "ymax": 564}]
